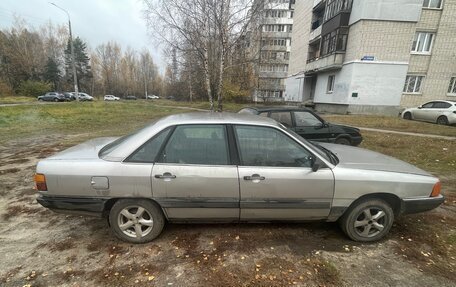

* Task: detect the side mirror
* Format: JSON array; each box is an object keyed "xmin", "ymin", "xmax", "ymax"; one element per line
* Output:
[
  {"xmin": 418, "ymin": 106, "xmax": 422, "ymax": 109},
  {"xmin": 309, "ymin": 156, "xmax": 320, "ymax": 172}
]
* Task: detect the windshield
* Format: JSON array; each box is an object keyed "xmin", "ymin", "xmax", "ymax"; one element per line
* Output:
[{"xmin": 282, "ymin": 125, "xmax": 337, "ymax": 165}]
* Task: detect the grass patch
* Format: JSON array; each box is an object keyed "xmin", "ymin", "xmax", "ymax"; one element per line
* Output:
[
  {"xmin": 0, "ymin": 101, "xmax": 191, "ymax": 144},
  {"xmin": 359, "ymin": 131, "xmax": 456, "ymax": 176},
  {"xmin": 323, "ymin": 114, "xmax": 456, "ymax": 137},
  {"xmin": 0, "ymin": 96, "xmax": 36, "ymax": 104}
]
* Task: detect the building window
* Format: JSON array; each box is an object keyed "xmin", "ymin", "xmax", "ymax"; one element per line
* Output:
[
  {"xmin": 320, "ymin": 28, "xmax": 348, "ymax": 56},
  {"xmin": 403, "ymin": 75, "xmax": 424, "ymax": 93},
  {"xmin": 448, "ymin": 77, "xmax": 456, "ymax": 95},
  {"xmin": 324, "ymin": 0, "xmax": 353, "ymax": 22},
  {"xmin": 411, "ymin": 32, "xmax": 434, "ymax": 53},
  {"xmin": 423, "ymin": 0, "xmax": 442, "ymax": 9},
  {"xmin": 327, "ymin": 75, "xmax": 335, "ymax": 93}
]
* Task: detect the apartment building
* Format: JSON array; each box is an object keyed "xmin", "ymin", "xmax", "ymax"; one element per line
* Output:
[
  {"xmin": 285, "ymin": 0, "xmax": 456, "ymax": 115},
  {"xmin": 251, "ymin": 0, "xmax": 295, "ymax": 101}
]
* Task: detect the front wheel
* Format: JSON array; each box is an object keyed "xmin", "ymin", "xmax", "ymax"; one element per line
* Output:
[
  {"xmin": 339, "ymin": 198, "xmax": 394, "ymax": 242},
  {"xmin": 109, "ymin": 199, "xmax": 165, "ymax": 243},
  {"xmin": 403, "ymin": 112, "xmax": 412, "ymax": 120},
  {"xmin": 335, "ymin": 137, "xmax": 351, "ymax": 145}
]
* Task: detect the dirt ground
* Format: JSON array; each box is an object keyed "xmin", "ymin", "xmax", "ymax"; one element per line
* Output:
[{"xmin": 0, "ymin": 135, "xmax": 455, "ymax": 287}]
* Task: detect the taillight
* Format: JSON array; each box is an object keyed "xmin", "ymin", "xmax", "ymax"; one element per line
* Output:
[
  {"xmin": 34, "ymin": 173, "xmax": 47, "ymax": 191},
  {"xmin": 430, "ymin": 181, "xmax": 441, "ymax": 197}
]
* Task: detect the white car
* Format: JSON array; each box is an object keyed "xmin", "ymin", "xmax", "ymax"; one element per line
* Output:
[
  {"xmin": 146, "ymin": 95, "xmax": 159, "ymax": 99},
  {"xmin": 104, "ymin": 95, "xmax": 120, "ymax": 101},
  {"xmin": 73, "ymin": 92, "xmax": 94, "ymax": 101},
  {"xmin": 401, "ymin": 100, "xmax": 456, "ymax": 125}
]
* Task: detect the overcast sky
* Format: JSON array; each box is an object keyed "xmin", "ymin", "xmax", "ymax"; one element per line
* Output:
[{"xmin": 0, "ymin": 0, "xmax": 165, "ymax": 72}]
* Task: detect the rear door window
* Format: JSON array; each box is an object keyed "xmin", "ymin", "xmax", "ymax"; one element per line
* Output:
[{"xmin": 160, "ymin": 125, "xmax": 229, "ymax": 165}]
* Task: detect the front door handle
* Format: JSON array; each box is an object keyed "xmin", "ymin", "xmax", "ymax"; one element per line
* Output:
[
  {"xmin": 154, "ymin": 172, "xmax": 176, "ymax": 179},
  {"xmin": 243, "ymin": 174, "xmax": 265, "ymax": 181}
]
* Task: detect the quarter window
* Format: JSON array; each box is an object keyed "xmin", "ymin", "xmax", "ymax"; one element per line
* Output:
[
  {"xmin": 294, "ymin": 111, "xmax": 323, "ymax": 127},
  {"xmin": 327, "ymin": 75, "xmax": 335, "ymax": 93},
  {"xmin": 411, "ymin": 32, "xmax": 434, "ymax": 53},
  {"xmin": 161, "ymin": 125, "xmax": 229, "ymax": 165},
  {"xmin": 235, "ymin": 126, "xmax": 312, "ymax": 168},
  {"xmin": 448, "ymin": 77, "xmax": 456, "ymax": 95},
  {"xmin": 403, "ymin": 75, "xmax": 424, "ymax": 93},
  {"xmin": 269, "ymin": 112, "xmax": 293, "ymax": 127},
  {"xmin": 423, "ymin": 0, "xmax": 442, "ymax": 8},
  {"xmin": 127, "ymin": 128, "xmax": 171, "ymax": 162}
]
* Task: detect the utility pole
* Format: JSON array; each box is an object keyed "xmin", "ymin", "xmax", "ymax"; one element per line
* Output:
[{"xmin": 50, "ymin": 2, "xmax": 79, "ymax": 101}]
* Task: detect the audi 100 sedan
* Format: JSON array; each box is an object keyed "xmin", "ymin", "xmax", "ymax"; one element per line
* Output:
[{"xmin": 35, "ymin": 113, "xmax": 444, "ymax": 243}]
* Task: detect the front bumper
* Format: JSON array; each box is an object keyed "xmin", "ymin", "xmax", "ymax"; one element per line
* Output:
[
  {"xmin": 37, "ymin": 195, "xmax": 108, "ymax": 217},
  {"xmin": 401, "ymin": 195, "xmax": 444, "ymax": 215},
  {"xmin": 351, "ymin": 136, "xmax": 363, "ymax": 146}
]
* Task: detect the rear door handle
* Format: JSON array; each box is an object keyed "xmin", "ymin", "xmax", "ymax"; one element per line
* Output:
[
  {"xmin": 154, "ymin": 172, "xmax": 176, "ymax": 179},
  {"xmin": 243, "ymin": 174, "xmax": 265, "ymax": 181}
]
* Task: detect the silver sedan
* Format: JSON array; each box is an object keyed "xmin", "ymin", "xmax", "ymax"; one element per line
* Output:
[{"xmin": 35, "ymin": 113, "xmax": 444, "ymax": 243}]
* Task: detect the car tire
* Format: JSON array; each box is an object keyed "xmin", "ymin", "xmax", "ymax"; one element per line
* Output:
[
  {"xmin": 109, "ymin": 199, "xmax": 165, "ymax": 244},
  {"xmin": 403, "ymin": 112, "xmax": 412, "ymax": 120},
  {"xmin": 335, "ymin": 137, "xmax": 351, "ymax": 145},
  {"xmin": 437, "ymin": 116, "xmax": 449, "ymax": 125},
  {"xmin": 339, "ymin": 198, "xmax": 394, "ymax": 242}
]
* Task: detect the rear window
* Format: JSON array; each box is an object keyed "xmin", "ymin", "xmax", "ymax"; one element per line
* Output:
[{"xmin": 238, "ymin": 108, "xmax": 258, "ymax": 115}]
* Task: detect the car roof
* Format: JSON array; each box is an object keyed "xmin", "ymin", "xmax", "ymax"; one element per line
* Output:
[
  {"xmin": 241, "ymin": 106, "xmax": 312, "ymax": 113},
  {"xmin": 103, "ymin": 112, "xmax": 280, "ymax": 161}
]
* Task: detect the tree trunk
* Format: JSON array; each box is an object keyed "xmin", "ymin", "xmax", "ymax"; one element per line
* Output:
[{"xmin": 203, "ymin": 46, "xmax": 214, "ymax": 111}]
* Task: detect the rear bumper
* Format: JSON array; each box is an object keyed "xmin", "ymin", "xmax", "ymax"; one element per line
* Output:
[
  {"xmin": 401, "ymin": 195, "xmax": 444, "ymax": 215},
  {"xmin": 37, "ymin": 195, "xmax": 108, "ymax": 217}
]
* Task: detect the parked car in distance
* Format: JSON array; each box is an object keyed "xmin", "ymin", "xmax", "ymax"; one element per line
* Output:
[
  {"xmin": 239, "ymin": 106, "xmax": 362, "ymax": 145},
  {"xmin": 63, "ymin": 92, "xmax": 76, "ymax": 101},
  {"xmin": 37, "ymin": 92, "xmax": 65, "ymax": 102},
  {"xmin": 75, "ymin": 92, "xmax": 93, "ymax": 101},
  {"xmin": 104, "ymin": 95, "xmax": 120, "ymax": 101},
  {"xmin": 401, "ymin": 100, "xmax": 456, "ymax": 126},
  {"xmin": 146, "ymin": 95, "xmax": 160, "ymax": 99},
  {"xmin": 125, "ymin": 95, "xmax": 137, "ymax": 100},
  {"xmin": 35, "ymin": 112, "xmax": 443, "ymax": 244}
]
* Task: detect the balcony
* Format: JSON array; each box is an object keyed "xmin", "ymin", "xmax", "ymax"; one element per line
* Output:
[
  {"xmin": 309, "ymin": 25, "xmax": 322, "ymax": 42},
  {"xmin": 259, "ymin": 71, "xmax": 288, "ymax": 78},
  {"xmin": 305, "ymin": 52, "xmax": 344, "ymax": 73}
]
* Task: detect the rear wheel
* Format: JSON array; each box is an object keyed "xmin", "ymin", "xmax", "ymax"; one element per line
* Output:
[
  {"xmin": 53, "ymin": 98, "xmax": 59, "ymax": 102},
  {"xmin": 403, "ymin": 112, "xmax": 412, "ymax": 120},
  {"xmin": 339, "ymin": 198, "xmax": 394, "ymax": 242},
  {"xmin": 437, "ymin": 116, "xmax": 449, "ymax": 125},
  {"xmin": 335, "ymin": 137, "xmax": 351, "ymax": 145},
  {"xmin": 109, "ymin": 199, "xmax": 165, "ymax": 243}
]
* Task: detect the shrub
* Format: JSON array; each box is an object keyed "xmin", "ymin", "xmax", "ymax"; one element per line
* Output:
[
  {"xmin": 223, "ymin": 82, "xmax": 250, "ymax": 103},
  {"xmin": 18, "ymin": 80, "xmax": 52, "ymax": 97},
  {"xmin": 0, "ymin": 80, "xmax": 14, "ymax": 97}
]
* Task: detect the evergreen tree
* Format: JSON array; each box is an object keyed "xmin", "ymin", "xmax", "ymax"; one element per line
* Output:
[
  {"xmin": 64, "ymin": 37, "xmax": 91, "ymax": 91},
  {"xmin": 43, "ymin": 57, "xmax": 61, "ymax": 90}
]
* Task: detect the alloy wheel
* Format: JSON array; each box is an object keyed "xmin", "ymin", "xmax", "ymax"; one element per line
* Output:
[
  {"xmin": 117, "ymin": 206, "xmax": 154, "ymax": 238},
  {"xmin": 353, "ymin": 207, "xmax": 386, "ymax": 238}
]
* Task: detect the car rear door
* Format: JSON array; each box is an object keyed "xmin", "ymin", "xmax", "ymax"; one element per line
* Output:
[
  {"xmin": 234, "ymin": 125, "xmax": 334, "ymax": 220},
  {"xmin": 292, "ymin": 111, "xmax": 330, "ymax": 142},
  {"xmin": 151, "ymin": 124, "xmax": 239, "ymax": 221},
  {"xmin": 431, "ymin": 102, "xmax": 451, "ymax": 122}
]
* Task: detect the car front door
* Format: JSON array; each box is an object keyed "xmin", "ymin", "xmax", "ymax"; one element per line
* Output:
[
  {"xmin": 413, "ymin": 102, "xmax": 435, "ymax": 121},
  {"xmin": 234, "ymin": 125, "xmax": 334, "ymax": 220},
  {"xmin": 292, "ymin": 111, "xmax": 330, "ymax": 142},
  {"xmin": 151, "ymin": 124, "xmax": 239, "ymax": 221}
]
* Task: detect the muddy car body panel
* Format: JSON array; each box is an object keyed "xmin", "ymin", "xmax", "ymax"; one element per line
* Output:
[{"xmin": 36, "ymin": 112, "xmax": 444, "ymax": 242}]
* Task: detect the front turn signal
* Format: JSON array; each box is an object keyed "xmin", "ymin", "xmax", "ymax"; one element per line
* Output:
[
  {"xmin": 34, "ymin": 173, "xmax": 47, "ymax": 191},
  {"xmin": 430, "ymin": 181, "xmax": 441, "ymax": 197}
]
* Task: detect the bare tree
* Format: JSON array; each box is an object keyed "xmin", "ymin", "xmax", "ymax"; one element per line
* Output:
[{"xmin": 143, "ymin": 0, "xmax": 264, "ymax": 111}]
